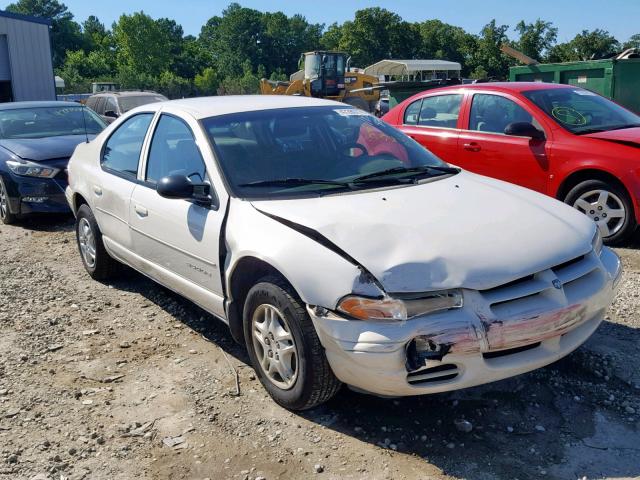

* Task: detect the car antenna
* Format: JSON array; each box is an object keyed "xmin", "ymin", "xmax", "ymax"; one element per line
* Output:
[{"xmin": 81, "ymin": 105, "xmax": 90, "ymax": 143}]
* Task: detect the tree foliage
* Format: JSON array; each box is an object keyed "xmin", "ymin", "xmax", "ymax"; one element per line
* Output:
[
  {"xmin": 12, "ymin": 1, "xmax": 630, "ymax": 97},
  {"xmin": 548, "ymin": 29, "xmax": 620, "ymax": 62},
  {"xmin": 512, "ymin": 19, "xmax": 558, "ymax": 61}
]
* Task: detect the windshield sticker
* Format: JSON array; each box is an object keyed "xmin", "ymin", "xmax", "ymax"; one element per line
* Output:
[
  {"xmin": 573, "ymin": 89, "xmax": 597, "ymax": 96},
  {"xmin": 334, "ymin": 108, "xmax": 370, "ymax": 117},
  {"xmin": 551, "ymin": 107, "xmax": 587, "ymax": 126}
]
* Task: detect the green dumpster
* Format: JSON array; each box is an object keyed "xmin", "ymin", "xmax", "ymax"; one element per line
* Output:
[{"xmin": 509, "ymin": 59, "xmax": 640, "ymax": 113}]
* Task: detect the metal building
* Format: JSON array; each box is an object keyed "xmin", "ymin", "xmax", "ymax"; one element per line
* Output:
[{"xmin": 0, "ymin": 10, "xmax": 55, "ymax": 102}]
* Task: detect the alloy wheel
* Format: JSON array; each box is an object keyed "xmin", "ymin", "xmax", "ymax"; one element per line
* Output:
[
  {"xmin": 251, "ymin": 304, "xmax": 298, "ymax": 390},
  {"xmin": 78, "ymin": 217, "xmax": 97, "ymax": 268},
  {"xmin": 0, "ymin": 181, "xmax": 8, "ymax": 220},
  {"xmin": 573, "ymin": 189, "xmax": 626, "ymax": 238}
]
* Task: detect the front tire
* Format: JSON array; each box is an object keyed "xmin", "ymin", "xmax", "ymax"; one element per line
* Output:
[
  {"xmin": 0, "ymin": 177, "xmax": 17, "ymax": 225},
  {"xmin": 564, "ymin": 179, "xmax": 635, "ymax": 245},
  {"xmin": 75, "ymin": 204, "xmax": 120, "ymax": 280},
  {"xmin": 243, "ymin": 276, "xmax": 341, "ymax": 410}
]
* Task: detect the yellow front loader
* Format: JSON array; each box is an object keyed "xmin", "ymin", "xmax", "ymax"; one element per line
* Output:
[{"xmin": 260, "ymin": 51, "xmax": 380, "ymax": 113}]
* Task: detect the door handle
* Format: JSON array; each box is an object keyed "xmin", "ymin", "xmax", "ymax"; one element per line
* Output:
[
  {"xmin": 463, "ymin": 142, "xmax": 481, "ymax": 152},
  {"xmin": 93, "ymin": 185, "xmax": 102, "ymax": 196},
  {"xmin": 134, "ymin": 205, "xmax": 148, "ymax": 217}
]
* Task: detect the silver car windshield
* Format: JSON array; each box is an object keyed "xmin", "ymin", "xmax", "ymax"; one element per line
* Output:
[{"xmin": 202, "ymin": 106, "xmax": 452, "ymax": 199}]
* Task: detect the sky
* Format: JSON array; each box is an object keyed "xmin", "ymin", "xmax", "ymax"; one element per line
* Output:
[{"xmin": 5, "ymin": 0, "xmax": 638, "ymax": 42}]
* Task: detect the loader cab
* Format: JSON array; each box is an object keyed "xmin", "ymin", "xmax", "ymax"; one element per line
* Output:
[{"xmin": 302, "ymin": 51, "xmax": 348, "ymax": 98}]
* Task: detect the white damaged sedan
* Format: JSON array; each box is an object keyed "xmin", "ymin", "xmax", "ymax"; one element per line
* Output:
[{"xmin": 66, "ymin": 96, "xmax": 622, "ymax": 409}]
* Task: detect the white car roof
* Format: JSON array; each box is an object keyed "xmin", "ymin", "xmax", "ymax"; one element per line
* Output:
[{"xmin": 133, "ymin": 95, "xmax": 345, "ymax": 119}]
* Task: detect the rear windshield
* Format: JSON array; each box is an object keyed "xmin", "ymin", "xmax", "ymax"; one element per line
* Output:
[
  {"xmin": 0, "ymin": 106, "xmax": 105, "ymax": 139},
  {"xmin": 119, "ymin": 95, "xmax": 167, "ymax": 113},
  {"xmin": 202, "ymin": 106, "xmax": 448, "ymax": 199},
  {"xmin": 522, "ymin": 87, "xmax": 640, "ymax": 135}
]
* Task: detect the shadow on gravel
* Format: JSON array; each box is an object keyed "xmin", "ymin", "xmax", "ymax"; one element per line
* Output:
[
  {"xmin": 107, "ymin": 268, "xmax": 640, "ymax": 480},
  {"xmin": 10, "ymin": 213, "xmax": 74, "ymax": 232}
]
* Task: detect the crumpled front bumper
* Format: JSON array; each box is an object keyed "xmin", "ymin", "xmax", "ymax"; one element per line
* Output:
[
  {"xmin": 3, "ymin": 172, "xmax": 70, "ymax": 215},
  {"xmin": 310, "ymin": 248, "xmax": 622, "ymax": 397}
]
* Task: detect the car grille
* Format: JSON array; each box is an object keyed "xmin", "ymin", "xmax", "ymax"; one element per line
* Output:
[
  {"xmin": 480, "ymin": 254, "xmax": 599, "ymax": 316},
  {"xmin": 477, "ymin": 252, "xmax": 603, "ymax": 351}
]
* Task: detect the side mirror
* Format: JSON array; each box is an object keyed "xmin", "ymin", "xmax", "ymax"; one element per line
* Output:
[
  {"xmin": 504, "ymin": 122, "xmax": 545, "ymax": 140},
  {"xmin": 104, "ymin": 110, "xmax": 118, "ymax": 118},
  {"xmin": 157, "ymin": 174, "xmax": 194, "ymax": 199},
  {"xmin": 157, "ymin": 174, "xmax": 214, "ymax": 206}
]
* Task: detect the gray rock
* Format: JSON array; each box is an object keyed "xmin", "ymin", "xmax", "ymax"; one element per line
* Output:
[{"xmin": 454, "ymin": 419, "xmax": 473, "ymax": 433}]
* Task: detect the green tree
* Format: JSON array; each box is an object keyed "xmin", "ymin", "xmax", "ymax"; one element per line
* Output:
[
  {"xmin": 623, "ymin": 34, "xmax": 640, "ymax": 50},
  {"xmin": 113, "ymin": 12, "xmax": 174, "ymax": 77},
  {"xmin": 199, "ymin": 3, "xmax": 264, "ymax": 78},
  {"xmin": 157, "ymin": 70, "xmax": 192, "ymax": 98},
  {"xmin": 337, "ymin": 8, "xmax": 418, "ymax": 67},
  {"xmin": 469, "ymin": 20, "xmax": 511, "ymax": 79},
  {"xmin": 6, "ymin": 0, "xmax": 82, "ymax": 67},
  {"xmin": 548, "ymin": 29, "xmax": 620, "ymax": 61},
  {"xmin": 320, "ymin": 22, "xmax": 343, "ymax": 50},
  {"xmin": 174, "ymin": 36, "xmax": 209, "ymax": 80},
  {"xmin": 416, "ymin": 20, "xmax": 477, "ymax": 75},
  {"xmin": 194, "ymin": 67, "xmax": 219, "ymax": 96},
  {"xmin": 513, "ymin": 19, "xmax": 557, "ymax": 61}
]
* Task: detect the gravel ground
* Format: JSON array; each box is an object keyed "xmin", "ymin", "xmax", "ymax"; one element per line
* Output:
[{"xmin": 0, "ymin": 214, "xmax": 639, "ymax": 480}]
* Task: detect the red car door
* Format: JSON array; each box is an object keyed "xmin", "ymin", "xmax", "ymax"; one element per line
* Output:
[
  {"xmin": 456, "ymin": 92, "xmax": 550, "ymax": 194},
  {"xmin": 399, "ymin": 93, "xmax": 464, "ymax": 162}
]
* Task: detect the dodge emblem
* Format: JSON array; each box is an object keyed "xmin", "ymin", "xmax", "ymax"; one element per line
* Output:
[{"xmin": 552, "ymin": 279, "xmax": 562, "ymax": 289}]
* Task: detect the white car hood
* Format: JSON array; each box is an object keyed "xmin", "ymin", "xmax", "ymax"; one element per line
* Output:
[{"xmin": 251, "ymin": 171, "xmax": 594, "ymax": 292}]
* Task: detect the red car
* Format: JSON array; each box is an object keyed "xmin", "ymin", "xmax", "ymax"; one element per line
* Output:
[{"xmin": 383, "ymin": 82, "xmax": 640, "ymax": 244}]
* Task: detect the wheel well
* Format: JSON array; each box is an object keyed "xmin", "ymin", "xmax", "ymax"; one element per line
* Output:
[
  {"xmin": 556, "ymin": 169, "xmax": 630, "ymax": 202},
  {"xmin": 73, "ymin": 193, "xmax": 88, "ymax": 214},
  {"xmin": 226, "ymin": 257, "xmax": 295, "ymax": 345}
]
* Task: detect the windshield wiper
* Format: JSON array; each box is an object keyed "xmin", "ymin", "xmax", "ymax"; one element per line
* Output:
[
  {"xmin": 239, "ymin": 178, "xmax": 352, "ymax": 188},
  {"xmin": 351, "ymin": 165, "xmax": 459, "ymax": 182}
]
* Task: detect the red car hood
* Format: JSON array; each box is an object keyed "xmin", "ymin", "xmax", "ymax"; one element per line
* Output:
[{"xmin": 584, "ymin": 127, "xmax": 640, "ymax": 146}]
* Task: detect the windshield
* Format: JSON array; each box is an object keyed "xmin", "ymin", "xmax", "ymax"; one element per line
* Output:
[
  {"xmin": 119, "ymin": 95, "xmax": 167, "ymax": 113},
  {"xmin": 0, "ymin": 106, "xmax": 106, "ymax": 139},
  {"xmin": 324, "ymin": 54, "xmax": 346, "ymax": 77},
  {"xmin": 522, "ymin": 87, "xmax": 640, "ymax": 134},
  {"xmin": 202, "ymin": 106, "xmax": 451, "ymax": 199}
]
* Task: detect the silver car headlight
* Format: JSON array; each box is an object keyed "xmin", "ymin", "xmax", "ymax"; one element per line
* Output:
[
  {"xmin": 7, "ymin": 159, "xmax": 60, "ymax": 178},
  {"xmin": 337, "ymin": 289, "xmax": 463, "ymax": 322},
  {"xmin": 592, "ymin": 228, "xmax": 603, "ymax": 256}
]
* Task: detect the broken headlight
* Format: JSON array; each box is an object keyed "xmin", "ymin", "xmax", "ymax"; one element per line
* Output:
[{"xmin": 337, "ymin": 290, "xmax": 463, "ymax": 322}]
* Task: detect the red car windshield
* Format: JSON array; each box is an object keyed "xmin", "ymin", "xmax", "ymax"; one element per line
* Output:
[{"xmin": 522, "ymin": 88, "xmax": 640, "ymax": 135}]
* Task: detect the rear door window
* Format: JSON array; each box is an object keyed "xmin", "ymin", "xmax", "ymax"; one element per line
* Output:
[
  {"xmin": 101, "ymin": 113, "xmax": 154, "ymax": 178},
  {"xmin": 417, "ymin": 94, "xmax": 463, "ymax": 129}
]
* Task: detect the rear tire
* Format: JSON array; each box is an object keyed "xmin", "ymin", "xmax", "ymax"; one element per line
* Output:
[
  {"xmin": 0, "ymin": 177, "xmax": 17, "ymax": 225},
  {"xmin": 564, "ymin": 179, "xmax": 635, "ymax": 245},
  {"xmin": 243, "ymin": 275, "xmax": 341, "ymax": 410},
  {"xmin": 75, "ymin": 204, "xmax": 120, "ymax": 280}
]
